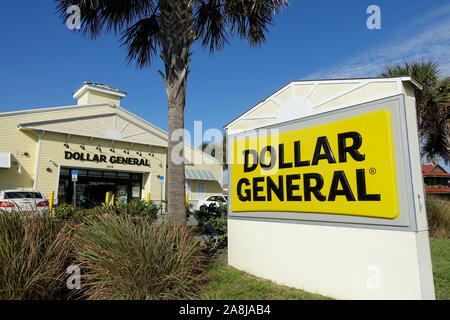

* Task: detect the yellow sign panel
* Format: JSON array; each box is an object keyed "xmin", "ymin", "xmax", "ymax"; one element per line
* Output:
[{"xmin": 230, "ymin": 110, "xmax": 399, "ymax": 219}]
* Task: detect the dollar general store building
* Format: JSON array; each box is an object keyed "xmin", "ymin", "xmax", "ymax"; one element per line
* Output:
[{"xmin": 0, "ymin": 82, "xmax": 222, "ymax": 207}]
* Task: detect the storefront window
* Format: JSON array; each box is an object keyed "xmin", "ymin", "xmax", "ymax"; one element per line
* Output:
[
  {"xmin": 103, "ymin": 171, "xmax": 117, "ymax": 178},
  {"xmin": 78, "ymin": 170, "xmax": 87, "ymax": 176},
  {"xmin": 88, "ymin": 170, "xmax": 102, "ymax": 177},
  {"xmin": 118, "ymin": 172, "xmax": 130, "ymax": 179},
  {"xmin": 58, "ymin": 168, "xmax": 144, "ymax": 208}
]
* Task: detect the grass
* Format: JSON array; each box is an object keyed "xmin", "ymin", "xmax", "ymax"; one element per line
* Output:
[
  {"xmin": 0, "ymin": 211, "xmax": 73, "ymax": 300},
  {"xmin": 73, "ymin": 214, "xmax": 205, "ymax": 300},
  {"xmin": 199, "ymin": 238, "xmax": 450, "ymax": 300},
  {"xmin": 199, "ymin": 251, "xmax": 330, "ymax": 300},
  {"xmin": 0, "ymin": 207, "xmax": 447, "ymax": 300},
  {"xmin": 430, "ymin": 237, "xmax": 450, "ymax": 300},
  {"xmin": 426, "ymin": 197, "xmax": 450, "ymax": 239}
]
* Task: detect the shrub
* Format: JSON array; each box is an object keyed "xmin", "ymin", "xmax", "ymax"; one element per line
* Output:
[
  {"xmin": 0, "ymin": 211, "xmax": 74, "ymax": 299},
  {"xmin": 186, "ymin": 203, "xmax": 194, "ymax": 220},
  {"xmin": 193, "ymin": 206, "xmax": 212, "ymax": 228},
  {"xmin": 54, "ymin": 203, "xmax": 78, "ymax": 220},
  {"xmin": 426, "ymin": 197, "xmax": 450, "ymax": 238},
  {"xmin": 205, "ymin": 214, "xmax": 227, "ymax": 249},
  {"xmin": 193, "ymin": 203, "xmax": 228, "ymax": 252},
  {"xmin": 55, "ymin": 201, "xmax": 159, "ymax": 222},
  {"xmin": 73, "ymin": 214, "xmax": 205, "ymax": 299},
  {"xmin": 194, "ymin": 203, "xmax": 226, "ymax": 227},
  {"xmin": 114, "ymin": 200, "xmax": 159, "ymax": 220}
]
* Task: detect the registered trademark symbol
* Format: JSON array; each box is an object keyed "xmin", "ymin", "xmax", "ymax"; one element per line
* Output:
[{"xmin": 369, "ymin": 168, "xmax": 376, "ymax": 175}]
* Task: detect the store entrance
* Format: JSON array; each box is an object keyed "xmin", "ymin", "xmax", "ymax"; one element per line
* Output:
[
  {"xmin": 57, "ymin": 168, "xmax": 144, "ymax": 208},
  {"xmin": 85, "ymin": 182, "xmax": 116, "ymax": 206}
]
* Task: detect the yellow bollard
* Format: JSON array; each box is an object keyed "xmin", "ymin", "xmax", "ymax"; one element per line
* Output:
[
  {"xmin": 147, "ymin": 193, "xmax": 151, "ymax": 204},
  {"xmin": 105, "ymin": 192, "xmax": 110, "ymax": 205},
  {"xmin": 186, "ymin": 194, "xmax": 189, "ymax": 204},
  {"xmin": 49, "ymin": 191, "xmax": 54, "ymax": 218},
  {"xmin": 111, "ymin": 194, "xmax": 115, "ymax": 205}
]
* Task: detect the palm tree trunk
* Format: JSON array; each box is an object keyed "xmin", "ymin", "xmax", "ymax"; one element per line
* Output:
[
  {"xmin": 167, "ymin": 77, "xmax": 187, "ymax": 225},
  {"xmin": 159, "ymin": 0, "xmax": 195, "ymax": 224}
]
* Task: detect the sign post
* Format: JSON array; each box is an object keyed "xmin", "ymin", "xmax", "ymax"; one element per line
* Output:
[
  {"xmin": 71, "ymin": 170, "xmax": 78, "ymax": 206},
  {"xmin": 159, "ymin": 175, "xmax": 164, "ymax": 214}
]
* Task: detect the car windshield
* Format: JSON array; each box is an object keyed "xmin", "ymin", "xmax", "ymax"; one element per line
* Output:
[
  {"xmin": 5, "ymin": 192, "xmax": 43, "ymax": 199},
  {"xmin": 207, "ymin": 196, "xmax": 225, "ymax": 202}
]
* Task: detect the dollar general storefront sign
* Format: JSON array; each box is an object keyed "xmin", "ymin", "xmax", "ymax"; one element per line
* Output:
[{"xmin": 230, "ymin": 109, "xmax": 399, "ymax": 219}]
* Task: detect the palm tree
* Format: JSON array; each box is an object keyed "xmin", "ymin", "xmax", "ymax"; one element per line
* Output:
[
  {"xmin": 380, "ymin": 60, "xmax": 449, "ymax": 164},
  {"xmin": 56, "ymin": 0, "xmax": 289, "ymax": 224},
  {"xmin": 200, "ymin": 134, "xmax": 227, "ymax": 169}
]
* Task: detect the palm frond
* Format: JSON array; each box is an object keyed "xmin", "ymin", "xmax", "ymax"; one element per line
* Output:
[
  {"xmin": 423, "ymin": 125, "xmax": 449, "ymax": 165},
  {"xmin": 224, "ymin": 0, "xmax": 287, "ymax": 47},
  {"xmin": 55, "ymin": 0, "xmax": 156, "ymax": 39},
  {"xmin": 120, "ymin": 15, "xmax": 161, "ymax": 68},
  {"xmin": 381, "ymin": 59, "xmax": 449, "ymax": 162},
  {"xmin": 194, "ymin": 0, "xmax": 229, "ymax": 52},
  {"xmin": 380, "ymin": 59, "xmax": 439, "ymax": 84},
  {"xmin": 194, "ymin": 0, "xmax": 289, "ymax": 52},
  {"xmin": 56, "ymin": 0, "xmax": 289, "ymax": 68},
  {"xmin": 422, "ymin": 77, "xmax": 450, "ymax": 164},
  {"xmin": 433, "ymin": 77, "xmax": 450, "ymax": 106}
]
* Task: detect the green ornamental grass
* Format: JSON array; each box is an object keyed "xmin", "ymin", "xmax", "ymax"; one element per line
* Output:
[
  {"xmin": 0, "ymin": 211, "xmax": 73, "ymax": 300},
  {"xmin": 72, "ymin": 214, "xmax": 205, "ymax": 299},
  {"xmin": 426, "ymin": 197, "xmax": 450, "ymax": 239}
]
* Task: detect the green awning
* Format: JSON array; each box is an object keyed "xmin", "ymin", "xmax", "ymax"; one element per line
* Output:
[{"xmin": 185, "ymin": 169, "xmax": 218, "ymax": 181}]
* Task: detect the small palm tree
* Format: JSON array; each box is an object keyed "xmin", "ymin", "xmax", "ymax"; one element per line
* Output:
[
  {"xmin": 56, "ymin": 0, "xmax": 289, "ymax": 224},
  {"xmin": 200, "ymin": 134, "xmax": 227, "ymax": 169},
  {"xmin": 381, "ymin": 60, "xmax": 449, "ymax": 164}
]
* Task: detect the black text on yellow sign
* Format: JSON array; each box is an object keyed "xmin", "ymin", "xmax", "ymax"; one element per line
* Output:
[{"xmin": 230, "ymin": 110, "xmax": 400, "ymax": 219}]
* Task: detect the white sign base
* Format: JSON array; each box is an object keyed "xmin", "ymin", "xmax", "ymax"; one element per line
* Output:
[{"xmin": 228, "ymin": 219, "xmax": 435, "ymax": 300}]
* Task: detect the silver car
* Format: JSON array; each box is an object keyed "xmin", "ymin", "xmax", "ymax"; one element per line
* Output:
[{"xmin": 0, "ymin": 190, "xmax": 50, "ymax": 215}]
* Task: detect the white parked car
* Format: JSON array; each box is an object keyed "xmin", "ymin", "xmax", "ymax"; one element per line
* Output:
[
  {"xmin": 196, "ymin": 195, "xmax": 227, "ymax": 211},
  {"xmin": 0, "ymin": 190, "xmax": 49, "ymax": 215}
]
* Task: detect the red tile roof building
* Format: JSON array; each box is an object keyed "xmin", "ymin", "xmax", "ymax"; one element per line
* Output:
[{"xmin": 422, "ymin": 164, "xmax": 450, "ymax": 200}]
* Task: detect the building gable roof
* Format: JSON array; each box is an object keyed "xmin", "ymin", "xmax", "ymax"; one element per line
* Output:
[
  {"xmin": 422, "ymin": 164, "xmax": 450, "ymax": 177},
  {"xmin": 12, "ymin": 103, "xmax": 220, "ymax": 164},
  {"xmin": 18, "ymin": 111, "xmax": 169, "ymax": 147},
  {"xmin": 224, "ymin": 76, "xmax": 422, "ymax": 133}
]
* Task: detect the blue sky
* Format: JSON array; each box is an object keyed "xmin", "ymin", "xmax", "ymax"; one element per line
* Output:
[{"xmin": 0, "ymin": 1, "xmax": 449, "ymax": 168}]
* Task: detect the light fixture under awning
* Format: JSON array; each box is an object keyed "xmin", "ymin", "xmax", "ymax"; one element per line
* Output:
[
  {"xmin": 0, "ymin": 153, "xmax": 11, "ymax": 168},
  {"xmin": 185, "ymin": 169, "xmax": 218, "ymax": 181}
]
